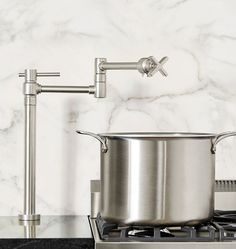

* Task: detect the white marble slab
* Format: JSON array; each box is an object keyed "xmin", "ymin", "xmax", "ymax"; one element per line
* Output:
[{"xmin": 0, "ymin": 0, "xmax": 236, "ymax": 215}]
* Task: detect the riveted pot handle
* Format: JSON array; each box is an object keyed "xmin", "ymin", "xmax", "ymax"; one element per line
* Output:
[
  {"xmin": 212, "ymin": 132, "xmax": 236, "ymax": 154},
  {"xmin": 76, "ymin": 130, "xmax": 108, "ymax": 153}
]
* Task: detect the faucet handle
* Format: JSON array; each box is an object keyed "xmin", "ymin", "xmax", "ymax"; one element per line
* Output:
[
  {"xmin": 36, "ymin": 72, "xmax": 60, "ymax": 77},
  {"xmin": 138, "ymin": 56, "xmax": 168, "ymax": 77},
  {"xmin": 149, "ymin": 56, "xmax": 168, "ymax": 77},
  {"xmin": 19, "ymin": 70, "xmax": 60, "ymax": 83},
  {"xmin": 19, "ymin": 70, "xmax": 60, "ymax": 78}
]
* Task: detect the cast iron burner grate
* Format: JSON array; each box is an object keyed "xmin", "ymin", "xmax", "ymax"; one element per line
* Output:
[{"xmin": 95, "ymin": 211, "xmax": 236, "ymax": 242}]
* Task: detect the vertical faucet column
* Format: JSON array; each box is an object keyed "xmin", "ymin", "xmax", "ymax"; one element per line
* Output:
[{"xmin": 18, "ymin": 70, "xmax": 60, "ymax": 221}]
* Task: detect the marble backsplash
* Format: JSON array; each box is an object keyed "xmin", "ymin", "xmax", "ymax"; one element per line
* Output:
[{"xmin": 0, "ymin": 0, "xmax": 236, "ymax": 215}]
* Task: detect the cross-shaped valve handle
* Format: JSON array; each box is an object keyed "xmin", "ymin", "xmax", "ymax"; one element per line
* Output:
[
  {"xmin": 148, "ymin": 56, "xmax": 168, "ymax": 77},
  {"xmin": 138, "ymin": 56, "xmax": 168, "ymax": 77}
]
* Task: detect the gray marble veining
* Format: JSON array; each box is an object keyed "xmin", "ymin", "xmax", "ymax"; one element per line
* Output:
[{"xmin": 0, "ymin": 0, "xmax": 235, "ymax": 216}]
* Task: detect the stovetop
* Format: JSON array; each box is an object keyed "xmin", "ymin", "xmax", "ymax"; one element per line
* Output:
[
  {"xmin": 89, "ymin": 211, "xmax": 236, "ymax": 249},
  {"xmin": 94, "ymin": 211, "xmax": 236, "ymax": 242}
]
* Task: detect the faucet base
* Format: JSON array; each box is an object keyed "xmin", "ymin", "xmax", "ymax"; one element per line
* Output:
[{"xmin": 18, "ymin": 214, "xmax": 40, "ymax": 221}]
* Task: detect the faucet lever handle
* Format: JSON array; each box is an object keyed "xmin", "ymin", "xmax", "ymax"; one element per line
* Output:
[
  {"xmin": 36, "ymin": 72, "xmax": 60, "ymax": 77},
  {"xmin": 19, "ymin": 70, "xmax": 60, "ymax": 78}
]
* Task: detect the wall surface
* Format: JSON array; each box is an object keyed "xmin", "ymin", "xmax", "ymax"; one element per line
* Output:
[{"xmin": 0, "ymin": 0, "xmax": 236, "ymax": 215}]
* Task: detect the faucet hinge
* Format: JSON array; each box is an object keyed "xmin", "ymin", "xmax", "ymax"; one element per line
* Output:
[{"xmin": 23, "ymin": 82, "xmax": 41, "ymax": 96}]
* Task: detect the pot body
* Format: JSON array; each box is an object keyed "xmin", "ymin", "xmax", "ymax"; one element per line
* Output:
[{"xmin": 100, "ymin": 136, "xmax": 215, "ymax": 225}]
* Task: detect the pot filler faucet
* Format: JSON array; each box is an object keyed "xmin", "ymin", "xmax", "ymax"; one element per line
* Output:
[{"xmin": 18, "ymin": 56, "xmax": 168, "ymax": 222}]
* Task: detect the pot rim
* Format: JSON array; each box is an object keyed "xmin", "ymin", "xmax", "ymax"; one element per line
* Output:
[{"xmin": 99, "ymin": 132, "xmax": 216, "ymax": 138}]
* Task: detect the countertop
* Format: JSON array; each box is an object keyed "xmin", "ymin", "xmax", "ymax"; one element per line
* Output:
[{"xmin": 0, "ymin": 215, "xmax": 94, "ymax": 249}]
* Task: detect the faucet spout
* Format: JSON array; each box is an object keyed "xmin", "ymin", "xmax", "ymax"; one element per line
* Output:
[{"xmin": 94, "ymin": 56, "xmax": 168, "ymax": 98}]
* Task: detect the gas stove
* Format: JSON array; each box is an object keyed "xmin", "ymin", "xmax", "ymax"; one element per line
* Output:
[
  {"xmin": 89, "ymin": 180, "xmax": 236, "ymax": 248},
  {"xmin": 89, "ymin": 211, "xmax": 236, "ymax": 248},
  {"xmin": 93, "ymin": 211, "xmax": 236, "ymax": 242}
]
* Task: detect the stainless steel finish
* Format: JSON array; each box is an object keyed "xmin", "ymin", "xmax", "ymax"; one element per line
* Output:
[
  {"xmin": 91, "ymin": 180, "xmax": 101, "ymax": 218},
  {"xmin": 102, "ymin": 136, "xmax": 214, "ymax": 225},
  {"xmin": 90, "ymin": 218, "xmax": 236, "ymax": 249},
  {"xmin": 39, "ymin": 85, "xmax": 95, "ymax": 94},
  {"xmin": 95, "ymin": 58, "xmax": 107, "ymax": 98},
  {"xmin": 90, "ymin": 179, "xmax": 236, "ymax": 214},
  {"xmin": 76, "ymin": 130, "xmax": 108, "ymax": 153},
  {"xmin": 94, "ymin": 56, "xmax": 168, "ymax": 98},
  {"xmin": 18, "ymin": 219, "xmax": 40, "ymax": 238},
  {"xmin": 100, "ymin": 62, "xmax": 138, "ymax": 70},
  {"xmin": 99, "ymin": 56, "xmax": 168, "ymax": 77},
  {"xmin": 79, "ymin": 131, "xmax": 236, "ymax": 226},
  {"xmin": 212, "ymin": 131, "xmax": 236, "ymax": 153},
  {"xmin": 137, "ymin": 56, "xmax": 168, "ymax": 77},
  {"xmin": 19, "ymin": 72, "xmax": 60, "ymax": 78},
  {"xmin": 99, "ymin": 132, "xmax": 216, "ymax": 138},
  {"xmin": 23, "ymin": 95, "xmax": 37, "ymax": 220},
  {"xmin": 24, "ymin": 224, "xmax": 36, "ymax": 238},
  {"xmin": 20, "ymin": 69, "xmax": 61, "ymax": 222},
  {"xmin": 18, "ymin": 214, "xmax": 40, "ymax": 222},
  {"xmin": 215, "ymin": 180, "xmax": 236, "ymax": 192},
  {"xmin": 19, "ymin": 57, "xmax": 167, "ymax": 221},
  {"xmin": 19, "ymin": 218, "xmax": 40, "ymax": 226},
  {"xmin": 19, "ymin": 69, "xmax": 96, "ymax": 221},
  {"xmin": 89, "ymin": 188, "xmax": 236, "ymax": 248}
]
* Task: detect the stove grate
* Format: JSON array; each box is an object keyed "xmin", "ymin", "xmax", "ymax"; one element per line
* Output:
[{"xmin": 96, "ymin": 212, "xmax": 236, "ymax": 242}]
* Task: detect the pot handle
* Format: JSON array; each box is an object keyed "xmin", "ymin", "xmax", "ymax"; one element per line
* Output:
[
  {"xmin": 212, "ymin": 131, "xmax": 236, "ymax": 153},
  {"xmin": 76, "ymin": 130, "xmax": 108, "ymax": 153}
]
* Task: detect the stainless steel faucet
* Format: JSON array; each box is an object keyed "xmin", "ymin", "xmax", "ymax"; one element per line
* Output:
[
  {"xmin": 18, "ymin": 56, "xmax": 168, "ymax": 221},
  {"xmin": 94, "ymin": 56, "xmax": 168, "ymax": 98}
]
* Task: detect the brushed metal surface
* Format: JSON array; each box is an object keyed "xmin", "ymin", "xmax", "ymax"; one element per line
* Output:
[
  {"xmin": 101, "ymin": 137, "xmax": 215, "ymax": 225},
  {"xmin": 91, "ymin": 180, "xmax": 101, "ymax": 218},
  {"xmin": 90, "ymin": 180, "xmax": 236, "ymax": 216},
  {"xmin": 78, "ymin": 131, "xmax": 236, "ymax": 225},
  {"xmin": 19, "ymin": 58, "xmax": 164, "ymax": 221}
]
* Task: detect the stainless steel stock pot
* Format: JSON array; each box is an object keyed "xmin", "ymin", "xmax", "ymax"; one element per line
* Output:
[{"xmin": 76, "ymin": 131, "xmax": 236, "ymax": 226}]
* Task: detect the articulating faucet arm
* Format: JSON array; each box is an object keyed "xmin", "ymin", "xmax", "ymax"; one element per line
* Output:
[
  {"xmin": 94, "ymin": 56, "xmax": 168, "ymax": 98},
  {"xmin": 38, "ymin": 84, "xmax": 95, "ymax": 94},
  {"xmin": 19, "ymin": 70, "xmax": 95, "ymax": 95},
  {"xmin": 99, "ymin": 56, "xmax": 168, "ymax": 76}
]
